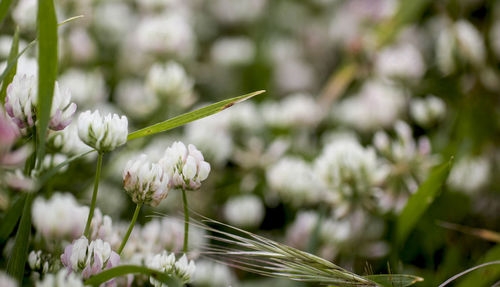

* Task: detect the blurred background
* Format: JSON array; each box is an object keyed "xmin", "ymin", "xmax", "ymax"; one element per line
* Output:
[{"xmin": 1, "ymin": 0, "xmax": 499, "ymax": 286}]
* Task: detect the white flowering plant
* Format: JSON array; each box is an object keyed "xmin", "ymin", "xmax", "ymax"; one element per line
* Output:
[{"xmin": 0, "ymin": 1, "xmax": 498, "ymax": 287}]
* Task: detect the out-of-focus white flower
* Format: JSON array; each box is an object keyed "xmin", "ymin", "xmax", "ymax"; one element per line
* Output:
[
  {"xmin": 146, "ymin": 61, "xmax": 194, "ymax": 107},
  {"xmin": 286, "ymin": 211, "xmax": 318, "ymax": 250},
  {"xmin": 223, "ymin": 194, "xmax": 265, "ymax": 228},
  {"xmin": 28, "ymin": 250, "xmax": 50, "ymax": 273},
  {"xmin": 211, "ymin": 0, "xmax": 267, "ymax": 24},
  {"xmin": 0, "ymin": 271, "xmax": 18, "ymax": 287},
  {"xmin": 77, "ymin": 110, "xmax": 128, "ymax": 152},
  {"xmin": 59, "ymin": 69, "xmax": 107, "ymax": 108},
  {"xmin": 123, "ymin": 154, "xmax": 170, "ymax": 207},
  {"xmin": 61, "ymin": 236, "xmax": 120, "ymax": 279},
  {"xmin": 275, "ymin": 58, "xmax": 314, "ymax": 93},
  {"xmin": 66, "ymin": 28, "xmax": 97, "ymax": 63},
  {"xmin": 159, "ymin": 142, "xmax": 210, "ymax": 190},
  {"xmin": 32, "ymin": 193, "xmax": 88, "ymax": 240},
  {"xmin": 115, "ymin": 79, "xmax": 158, "ymax": 119},
  {"xmin": 267, "ymin": 156, "xmax": 323, "ymax": 205},
  {"xmin": 410, "ymin": 95, "xmax": 446, "ymax": 127},
  {"xmin": 262, "ymin": 93, "xmax": 323, "ymax": 129},
  {"xmin": 12, "ymin": 0, "xmax": 36, "ymax": 31},
  {"xmin": 40, "ymin": 153, "xmax": 68, "ymax": 173},
  {"xmin": 174, "ymin": 254, "xmax": 196, "ymax": 284},
  {"xmin": 48, "ymin": 121, "xmax": 94, "ymax": 156},
  {"xmin": 4, "ymin": 169, "xmax": 34, "ymax": 191},
  {"xmin": 135, "ymin": 13, "xmax": 195, "ymax": 58},
  {"xmin": 375, "ymin": 43, "xmax": 425, "ymax": 80},
  {"xmin": 93, "ymin": 2, "xmax": 134, "ymax": 46},
  {"xmin": 35, "ymin": 269, "xmax": 85, "ymax": 287},
  {"xmin": 334, "ymin": 80, "xmax": 406, "ymax": 131},
  {"xmin": 0, "ymin": 36, "xmax": 27, "ymax": 59},
  {"xmin": 448, "ymin": 156, "xmax": 491, "ymax": 193},
  {"xmin": 314, "ymin": 138, "xmax": 385, "ymax": 202},
  {"xmin": 211, "ymin": 37, "xmax": 256, "ymax": 66},
  {"xmin": 5, "ymin": 75, "xmax": 77, "ymax": 131},
  {"xmin": 147, "ymin": 251, "xmax": 176, "ymax": 287},
  {"xmin": 193, "ymin": 260, "xmax": 236, "ymax": 287}
]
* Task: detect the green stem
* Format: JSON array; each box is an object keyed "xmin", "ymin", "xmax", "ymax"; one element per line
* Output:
[
  {"xmin": 83, "ymin": 152, "xmax": 103, "ymax": 238},
  {"xmin": 182, "ymin": 188, "xmax": 189, "ymax": 253},
  {"xmin": 118, "ymin": 203, "xmax": 142, "ymax": 254}
]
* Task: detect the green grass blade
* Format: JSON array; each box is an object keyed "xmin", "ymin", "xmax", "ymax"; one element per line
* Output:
[
  {"xmin": 396, "ymin": 158, "xmax": 453, "ymax": 245},
  {"xmin": 0, "ymin": 39, "xmax": 36, "ymax": 84},
  {"xmin": 364, "ymin": 274, "xmax": 424, "ymax": 287},
  {"xmin": 84, "ymin": 265, "xmax": 181, "ymax": 287},
  {"xmin": 0, "ymin": 0, "xmax": 14, "ymax": 26},
  {"xmin": 127, "ymin": 90, "xmax": 265, "ymax": 141},
  {"xmin": 0, "ymin": 194, "xmax": 26, "ymax": 243},
  {"xmin": 6, "ymin": 192, "xmax": 35, "ymax": 283},
  {"xmin": 36, "ymin": 0, "xmax": 58, "ymax": 166},
  {"xmin": 456, "ymin": 245, "xmax": 500, "ymax": 287},
  {"xmin": 0, "ymin": 26, "xmax": 19, "ymax": 103}
]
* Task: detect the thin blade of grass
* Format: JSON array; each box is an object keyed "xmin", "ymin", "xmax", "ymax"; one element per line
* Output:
[
  {"xmin": 0, "ymin": 194, "xmax": 25, "ymax": 243},
  {"xmin": 456, "ymin": 245, "xmax": 500, "ymax": 287},
  {"xmin": 396, "ymin": 158, "xmax": 453, "ymax": 245},
  {"xmin": 6, "ymin": 192, "xmax": 34, "ymax": 283},
  {"xmin": 127, "ymin": 90, "xmax": 265, "ymax": 141},
  {"xmin": 0, "ymin": 0, "xmax": 13, "ymax": 26},
  {"xmin": 36, "ymin": 0, "xmax": 58, "ymax": 166},
  {"xmin": 0, "ymin": 26, "xmax": 19, "ymax": 103},
  {"xmin": 84, "ymin": 265, "xmax": 181, "ymax": 287},
  {"xmin": 364, "ymin": 274, "xmax": 424, "ymax": 287}
]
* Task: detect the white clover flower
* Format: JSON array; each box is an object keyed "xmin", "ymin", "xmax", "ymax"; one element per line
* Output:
[
  {"xmin": 448, "ymin": 156, "xmax": 491, "ymax": 193},
  {"xmin": 146, "ymin": 61, "xmax": 194, "ymax": 107},
  {"xmin": 36, "ymin": 268, "xmax": 85, "ymax": 287},
  {"xmin": 174, "ymin": 254, "xmax": 196, "ymax": 284},
  {"xmin": 262, "ymin": 93, "xmax": 323, "ymax": 129},
  {"xmin": 40, "ymin": 153, "xmax": 68, "ymax": 173},
  {"xmin": 193, "ymin": 260, "xmax": 236, "ymax": 287},
  {"xmin": 211, "ymin": 0, "xmax": 267, "ymax": 24},
  {"xmin": 159, "ymin": 142, "xmax": 210, "ymax": 190},
  {"xmin": 115, "ymin": 79, "xmax": 159, "ymax": 119},
  {"xmin": 375, "ymin": 43, "xmax": 425, "ymax": 80},
  {"xmin": 286, "ymin": 211, "xmax": 318, "ymax": 250},
  {"xmin": 77, "ymin": 110, "xmax": 128, "ymax": 152},
  {"xmin": 28, "ymin": 250, "xmax": 49, "ymax": 273},
  {"xmin": 223, "ymin": 194, "xmax": 265, "ymax": 228},
  {"xmin": 147, "ymin": 251, "xmax": 176, "ymax": 287},
  {"xmin": 267, "ymin": 156, "xmax": 323, "ymax": 205},
  {"xmin": 410, "ymin": 95, "xmax": 446, "ymax": 127},
  {"xmin": 48, "ymin": 121, "xmax": 94, "ymax": 156},
  {"xmin": 93, "ymin": 1, "xmax": 134, "ymax": 46},
  {"xmin": 334, "ymin": 80, "xmax": 406, "ymax": 131},
  {"xmin": 123, "ymin": 154, "xmax": 170, "ymax": 207},
  {"xmin": 32, "ymin": 193, "xmax": 88, "ymax": 240},
  {"xmin": 211, "ymin": 37, "xmax": 256, "ymax": 66},
  {"xmin": 5, "ymin": 74, "xmax": 77, "ymax": 131},
  {"xmin": 61, "ymin": 236, "xmax": 120, "ymax": 279},
  {"xmin": 59, "ymin": 69, "xmax": 107, "ymax": 108},
  {"xmin": 314, "ymin": 138, "xmax": 385, "ymax": 201},
  {"xmin": 0, "ymin": 271, "xmax": 18, "ymax": 287},
  {"xmin": 12, "ymin": 0, "xmax": 36, "ymax": 31}
]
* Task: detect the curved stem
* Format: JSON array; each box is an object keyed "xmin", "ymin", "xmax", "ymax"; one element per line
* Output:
[
  {"xmin": 181, "ymin": 188, "xmax": 189, "ymax": 253},
  {"xmin": 83, "ymin": 152, "xmax": 103, "ymax": 238},
  {"xmin": 118, "ymin": 203, "xmax": 142, "ymax": 254}
]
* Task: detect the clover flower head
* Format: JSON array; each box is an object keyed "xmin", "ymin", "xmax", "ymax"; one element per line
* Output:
[
  {"xmin": 159, "ymin": 141, "xmax": 210, "ymax": 190},
  {"xmin": 35, "ymin": 268, "xmax": 85, "ymax": 287},
  {"xmin": 5, "ymin": 74, "xmax": 76, "ymax": 131},
  {"xmin": 123, "ymin": 154, "xmax": 170, "ymax": 206},
  {"xmin": 147, "ymin": 251, "xmax": 176, "ymax": 287},
  {"xmin": 60, "ymin": 236, "xmax": 120, "ymax": 279},
  {"xmin": 174, "ymin": 254, "xmax": 196, "ymax": 284},
  {"xmin": 77, "ymin": 110, "xmax": 128, "ymax": 152}
]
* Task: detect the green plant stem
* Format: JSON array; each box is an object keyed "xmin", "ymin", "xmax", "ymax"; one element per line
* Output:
[
  {"xmin": 182, "ymin": 188, "xmax": 189, "ymax": 253},
  {"xmin": 118, "ymin": 203, "xmax": 142, "ymax": 254},
  {"xmin": 83, "ymin": 152, "xmax": 103, "ymax": 238}
]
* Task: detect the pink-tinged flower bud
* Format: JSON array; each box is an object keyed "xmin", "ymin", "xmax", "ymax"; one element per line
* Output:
[
  {"xmin": 123, "ymin": 154, "xmax": 170, "ymax": 207},
  {"xmin": 159, "ymin": 141, "xmax": 210, "ymax": 190},
  {"xmin": 77, "ymin": 110, "xmax": 128, "ymax": 152}
]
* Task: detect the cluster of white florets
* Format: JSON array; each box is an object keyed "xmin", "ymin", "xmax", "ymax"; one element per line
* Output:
[{"xmin": 147, "ymin": 251, "xmax": 196, "ymax": 286}]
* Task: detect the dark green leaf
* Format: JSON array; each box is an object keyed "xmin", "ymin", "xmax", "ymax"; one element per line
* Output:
[
  {"xmin": 456, "ymin": 245, "xmax": 500, "ymax": 287},
  {"xmin": 36, "ymin": 0, "xmax": 58, "ymax": 166},
  {"xmin": 0, "ymin": 194, "xmax": 25, "ymax": 243},
  {"xmin": 396, "ymin": 158, "xmax": 453, "ymax": 245},
  {"xmin": 127, "ymin": 90, "xmax": 265, "ymax": 141},
  {"xmin": 6, "ymin": 193, "xmax": 34, "ymax": 283},
  {"xmin": 84, "ymin": 265, "xmax": 181, "ymax": 287},
  {"xmin": 0, "ymin": 26, "xmax": 19, "ymax": 103},
  {"xmin": 0, "ymin": 0, "xmax": 14, "ymax": 26},
  {"xmin": 364, "ymin": 274, "xmax": 424, "ymax": 287}
]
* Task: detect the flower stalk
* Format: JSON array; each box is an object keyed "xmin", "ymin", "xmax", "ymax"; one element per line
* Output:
[
  {"xmin": 182, "ymin": 188, "xmax": 189, "ymax": 253},
  {"xmin": 83, "ymin": 151, "xmax": 103, "ymax": 238},
  {"xmin": 118, "ymin": 202, "xmax": 142, "ymax": 254}
]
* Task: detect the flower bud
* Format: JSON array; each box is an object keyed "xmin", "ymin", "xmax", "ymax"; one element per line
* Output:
[
  {"xmin": 123, "ymin": 154, "xmax": 170, "ymax": 207},
  {"xmin": 159, "ymin": 142, "xmax": 210, "ymax": 190},
  {"xmin": 77, "ymin": 110, "xmax": 128, "ymax": 152},
  {"xmin": 174, "ymin": 254, "xmax": 196, "ymax": 284}
]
